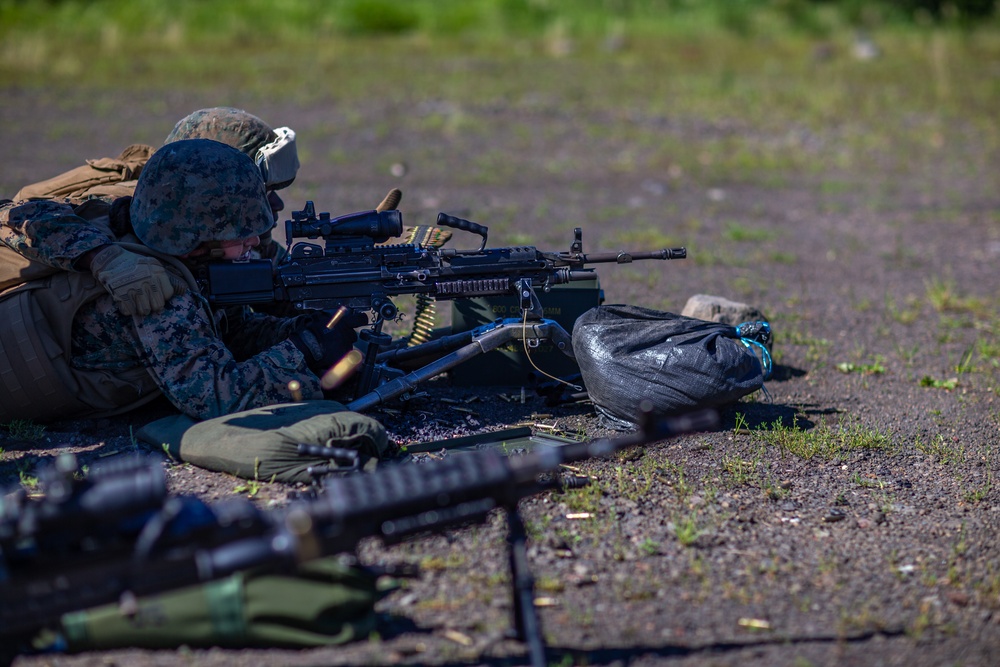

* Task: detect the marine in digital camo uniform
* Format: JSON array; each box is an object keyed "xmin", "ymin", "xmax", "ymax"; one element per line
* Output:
[{"xmin": 0, "ymin": 139, "xmax": 355, "ymax": 423}]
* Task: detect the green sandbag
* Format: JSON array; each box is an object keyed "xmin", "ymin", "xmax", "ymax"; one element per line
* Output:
[
  {"xmin": 60, "ymin": 558, "xmax": 381, "ymax": 650},
  {"xmin": 136, "ymin": 401, "xmax": 392, "ymax": 484}
]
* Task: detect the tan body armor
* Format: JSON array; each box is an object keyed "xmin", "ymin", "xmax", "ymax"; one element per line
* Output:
[
  {"xmin": 13, "ymin": 144, "xmax": 152, "ymax": 203},
  {"xmin": 0, "ymin": 271, "xmax": 162, "ymax": 422},
  {"xmin": 0, "ymin": 198, "xmax": 192, "ymax": 423}
]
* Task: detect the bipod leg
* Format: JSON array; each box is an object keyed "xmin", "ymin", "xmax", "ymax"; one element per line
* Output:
[
  {"xmin": 355, "ymin": 324, "xmax": 393, "ymax": 400},
  {"xmin": 506, "ymin": 507, "xmax": 547, "ymax": 667},
  {"xmin": 347, "ymin": 318, "xmax": 573, "ymax": 412}
]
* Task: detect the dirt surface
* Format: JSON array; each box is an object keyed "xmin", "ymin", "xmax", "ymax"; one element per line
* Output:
[{"xmin": 1, "ymin": 72, "xmax": 999, "ymax": 667}]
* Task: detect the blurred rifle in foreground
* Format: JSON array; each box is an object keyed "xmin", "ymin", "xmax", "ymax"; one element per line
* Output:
[
  {"xmin": 203, "ymin": 202, "xmax": 686, "ymax": 409},
  {"xmin": 0, "ymin": 406, "xmax": 718, "ymax": 667}
]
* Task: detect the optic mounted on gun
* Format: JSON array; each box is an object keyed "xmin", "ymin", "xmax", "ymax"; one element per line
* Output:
[{"xmin": 286, "ymin": 201, "xmax": 403, "ymax": 256}]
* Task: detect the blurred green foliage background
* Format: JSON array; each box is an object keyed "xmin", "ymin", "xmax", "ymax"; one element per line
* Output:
[
  {"xmin": 1, "ymin": 0, "xmax": 996, "ymax": 217},
  {"xmin": 1, "ymin": 0, "xmax": 997, "ymax": 82}
]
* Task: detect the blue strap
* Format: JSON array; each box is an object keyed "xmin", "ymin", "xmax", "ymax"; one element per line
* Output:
[{"xmin": 739, "ymin": 336, "xmax": 773, "ymax": 381}]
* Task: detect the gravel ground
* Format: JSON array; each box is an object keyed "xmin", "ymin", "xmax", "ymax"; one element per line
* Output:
[{"xmin": 1, "ymin": 74, "xmax": 998, "ymax": 667}]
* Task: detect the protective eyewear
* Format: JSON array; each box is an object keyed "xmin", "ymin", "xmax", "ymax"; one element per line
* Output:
[{"xmin": 255, "ymin": 126, "xmax": 300, "ymax": 190}]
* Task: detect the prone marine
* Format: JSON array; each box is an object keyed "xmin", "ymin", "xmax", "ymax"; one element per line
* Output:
[{"xmin": 0, "ymin": 138, "xmax": 357, "ymax": 423}]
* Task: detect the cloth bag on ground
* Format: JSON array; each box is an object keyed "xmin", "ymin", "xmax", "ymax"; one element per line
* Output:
[
  {"xmin": 136, "ymin": 401, "xmax": 392, "ymax": 484},
  {"xmin": 59, "ymin": 557, "xmax": 381, "ymax": 651},
  {"xmin": 572, "ymin": 305, "xmax": 765, "ymax": 429}
]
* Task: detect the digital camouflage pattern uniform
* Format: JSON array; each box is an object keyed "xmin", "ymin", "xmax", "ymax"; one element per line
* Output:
[
  {"xmin": 0, "ymin": 140, "xmax": 323, "ymax": 421},
  {"xmin": 0, "ymin": 198, "xmax": 118, "ymax": 271}
]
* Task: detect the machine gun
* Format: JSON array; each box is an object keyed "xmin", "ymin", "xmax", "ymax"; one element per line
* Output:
[
  {"xmin": 204, "ymin": 202, "xmax": 687, "ymax": 408},
  {"xmin": 0, "ymin": 406, "xmax": 718, "ymax": 667}
]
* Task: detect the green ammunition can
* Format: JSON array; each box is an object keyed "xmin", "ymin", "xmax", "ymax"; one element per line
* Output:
[{"xmin": 449, "ymin": 277, "xmax": 603, "ymax": 386}]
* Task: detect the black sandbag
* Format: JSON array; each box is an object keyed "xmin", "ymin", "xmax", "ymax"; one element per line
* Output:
[{"xmin": 572, "ymin": 305, "xmax": 764, "ymax": 429}]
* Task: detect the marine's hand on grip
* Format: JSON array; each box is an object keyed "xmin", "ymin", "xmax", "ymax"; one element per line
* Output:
[{"xmin": 290, "ymin": 313, "xmax": 361, "ymax": 376}]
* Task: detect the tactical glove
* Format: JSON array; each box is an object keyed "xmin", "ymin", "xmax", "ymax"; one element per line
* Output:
[
  {"xmin": 89, "ymin": 245, "xmax": 187, "ymax": 317},
  {"xmin": 290, "ymin": 316, "xmax": 360, "ymax": 376}
]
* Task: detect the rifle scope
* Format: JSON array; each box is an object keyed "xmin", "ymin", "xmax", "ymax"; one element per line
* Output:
[{"xmin": 286, "ymin": 202, "xmax": 403, "ymax": 244}]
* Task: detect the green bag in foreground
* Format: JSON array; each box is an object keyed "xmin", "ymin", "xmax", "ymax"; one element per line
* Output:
[
  {"xmin": 137, "ymin": 401, "xmax": 392, "ymax": 484},
  {"xmin": 60, "ymin": 558, "xmax": 381, "ymax": 651}
]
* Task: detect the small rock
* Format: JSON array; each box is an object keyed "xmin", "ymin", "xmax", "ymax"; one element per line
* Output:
[
  {"xmin": 946, "ymin": 591, "xmax": 970, "ymax": 607},
  {"xmin": 681, "ymin": 295, "xmax": 769, "ymax": 333},
  {"xmin": 822, "ymin": 508, "xmax": 846, "ymax": 523}
]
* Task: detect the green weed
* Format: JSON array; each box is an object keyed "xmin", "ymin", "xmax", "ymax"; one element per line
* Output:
[
  {"xmin": 614, "ymin": 463, "xmax": 656, "ymax": 501},
  {"xmin": 419, "ymin": 553, "xmax": 466, "ymax": 571},
  {"xmin": 722, "ymin": 453, "xmax": 755, "ymax": 486},
  {"xmin": 893, "ymin": 341, "xmax": 921, "ymax": 366},
  {"xmin": 559, "ymin": 477, "xmax": 604, "ymax": 515},
  {"xmin": 778, "ymin": 323, "xmax": 832, "ymax": 366},
  {"xmin": 721, "ymin": 221, "xmax": 776, "ymax": 243},
  {"xmin": 4, "ymin": 419, "xmax": 46, "ymax": 441},
  {"xmin": 962, "ymin": 467, "xmax": 992, "ymax": 503},
  {"xmin": 733, "ymin": 412, "xmax": 750, "ymax": 433},
  {"xmin": 233, "ymin": 458, "xmax": 270, "ymax": 498},
  {"xmin": 955, "ymin": 345, "xmax": 976, "ymax": 374},
  {"xmin": 884, "ymin": 294, "xmax": 922, "ymax": 325},
  {"xmin": 674, "ymin": 513, "xmax": 701, "ymax": 547},
  {"xmin": 18, "ymin": 469, "xmax": 38, "ymax": 490},
  {"xmin": 836, "ymin": 358, "xmax": 886, "ymax": 375},
  {"xmin": 914, "ymin": 434, "xmax": 966, "ymax": 465},
  {"xmin": 657, "ymin": 460, "xmax": 693, "ymax": 502},
  {"xmin": 850, "ymin": 471, "xmax": 886, "ymax": 489},
  {"xmin": 609, "ymin": 226, "xmax": 683, "ymax": 250},
  {"xmin": 919, "ymin": 375, "xmax": 959, "ymax": 389},
  {"xmin": 639, "ymin": 538, "xmax": 661, "ymax": 557},
  {"xmin": 763, "ymin": 476, "xmax": 791, "ymax": 501},
  {"xmin": 925, "ymin": 277, "xmax": 986, "ymax": 314},
  {"xmin": 755, "ymin": 416, "xmax": 894, "ymax": 461},
  {"xmin": 768, "ymin": 250, "xmax": 798, "ymax": 264}
]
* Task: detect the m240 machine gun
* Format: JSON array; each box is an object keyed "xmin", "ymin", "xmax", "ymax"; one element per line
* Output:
[
  {"xmin": 205, "ymin": 202, "xmax": 687, "ymax": 409},
  {"xmin": 0, "ymin": 406, "xmax": 718, "ymax": 667}
]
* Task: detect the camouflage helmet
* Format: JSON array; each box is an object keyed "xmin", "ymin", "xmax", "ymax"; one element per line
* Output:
[
  {"xmin": 130, "ymin": 139, "xmax": 273, "ymax": 255},
  {"xmin": 164, "ymin": 107, "xmax": 299, "ymax": 189}
]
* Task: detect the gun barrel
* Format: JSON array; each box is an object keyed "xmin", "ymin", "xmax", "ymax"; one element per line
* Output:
[
  {"xmin": 580, "ymin": 247, "xmax": 686, "ymax": 263},
  {"xmin": 499, "ymin": 407, "xmax": 718, "ymax": 490}
]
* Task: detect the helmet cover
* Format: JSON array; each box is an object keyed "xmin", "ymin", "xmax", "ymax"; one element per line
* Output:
[
  {"xmin": 130, "ymin": 139, "xmax": 273, "ymax": 255},
  {"xmin": 164, "ymin": 107, "xmax": 299, "ymax": 189}
]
